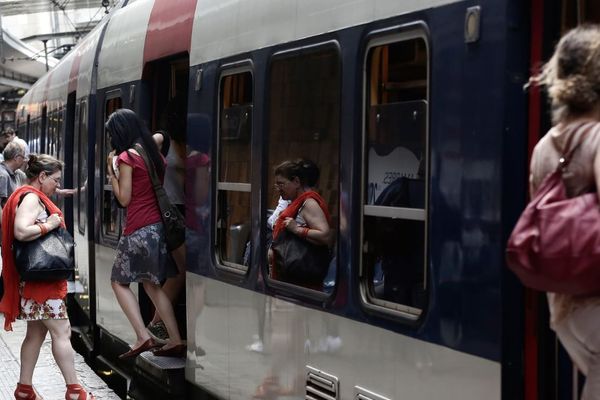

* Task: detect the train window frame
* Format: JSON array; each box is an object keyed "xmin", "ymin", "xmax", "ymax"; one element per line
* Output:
[
  {"xmin": 359, "ymin": 26, "xmax": 430, "ymax": 321},
  {"xmin": 263, "ymin": 40, "xmax": 341, "ymax": 300},
  {"xmin": 77, "ymin": 100, "xmax": 88, "ymax": 235},
  {"xmin": 214, "ymin": 62, "xmax": 254, "ymax": 275},
  {"xmin": 100, "ymin": 91, "xmax": 123, "ymax": 245}
]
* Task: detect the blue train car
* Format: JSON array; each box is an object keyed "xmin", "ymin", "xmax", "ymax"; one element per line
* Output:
[{"xmin": 14, "ymin": 0, "xmax": 593, "ymax": 398}]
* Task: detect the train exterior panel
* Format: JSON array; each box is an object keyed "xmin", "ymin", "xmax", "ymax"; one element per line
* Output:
[
  {"xmin": 97, "ymin": 1, "xmax": 153, "ymax": 91},
  {"xmin": 190, "ymin": 0, "xmax": 463, "ymax": 66},
  {"xmin": 14, "ymin": 0, "xmax": 579, "ymax": 398}
]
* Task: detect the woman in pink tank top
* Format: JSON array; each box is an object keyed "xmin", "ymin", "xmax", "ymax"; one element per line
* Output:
[{"xmin": 105, "ymin": 109, "xmax": 185, "ymax": 358}]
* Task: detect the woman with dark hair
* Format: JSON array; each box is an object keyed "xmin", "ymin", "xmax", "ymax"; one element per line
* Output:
[
  {"xmin": 0, "ymin": 154, "xmax": 94, "ymax": 399},
  {"xmin": 105, "ymin": 108, "xmax": 185, "ymax": 358}
]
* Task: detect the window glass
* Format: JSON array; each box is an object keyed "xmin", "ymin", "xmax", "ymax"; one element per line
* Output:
[
  {"xmin": 216, "ymin": 71, "xmax": 253, "ymax": 272},
  {"xmin": 56, "ymin": 109, "xmax": 63, "ymax": 158},
  {"xmin": 362, "ymin": 36, "xmax": 428, "ymax": 316},
  {"xmin": 102, "ymin": 97, "xmax": 122, "ymax": 241},
  {"xmin": 266, "ymin": 46, "xmax": 340, "ymax": 292},
  {"xmin": 78, "ymin": 101, "xmax": 88, "ymax": 234}
]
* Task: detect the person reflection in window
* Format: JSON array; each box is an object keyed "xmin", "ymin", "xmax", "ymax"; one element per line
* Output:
[{"xmin": 269, "ymin": 160, "xmax": 332, "ymax": 289}]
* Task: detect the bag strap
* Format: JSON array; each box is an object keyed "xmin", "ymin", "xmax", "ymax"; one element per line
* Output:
[
  {"xmin": 133, "ymin": 144, "xmax": 171, "ymax": 211},
  {"xmin": 557, "ymin": 122, "xmax": 596, "ymax": 171},
  {"xmin": 133, "ymin": 144, "xmax": 161, "ymax": 191}
]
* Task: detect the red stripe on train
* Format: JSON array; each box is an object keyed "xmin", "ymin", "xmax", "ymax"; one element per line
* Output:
[
  {"xmin": 143, "ymin": 0, "xmax": 198, "ymax": 63},
  {"xmin": 525, "ymin": 0, "xmax": 544, "ymax": 399}
]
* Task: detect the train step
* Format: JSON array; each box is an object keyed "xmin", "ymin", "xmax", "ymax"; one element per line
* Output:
[{"xmin": 129, "ymin": 351, "xmax": 186, "ymax": 399}]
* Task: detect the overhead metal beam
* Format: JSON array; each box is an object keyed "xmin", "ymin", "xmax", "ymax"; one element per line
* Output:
[
  {"xmin": 0, "ymin": 75, "xmax": 32, "ymax": 90},
  {"xmin": 21, "ymin": 30, "xmax": 92, "ymax": 42}
]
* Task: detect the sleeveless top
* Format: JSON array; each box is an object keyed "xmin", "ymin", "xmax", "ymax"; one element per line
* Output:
[{"xmin": 117, "ymin": 151, "xmax": 165, "ymax": 235}]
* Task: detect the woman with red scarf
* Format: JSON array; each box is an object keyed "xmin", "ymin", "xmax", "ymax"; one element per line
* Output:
[
  {"xmin": 0, "ymin": 154, "xmax": 94, "ymax": 400},
  {"xmin": 269, "ymin": 159, "xmax": 332, "ymax": 287}
]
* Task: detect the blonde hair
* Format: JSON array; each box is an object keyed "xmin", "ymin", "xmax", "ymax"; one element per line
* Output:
[{"xmin": 529, "ymin": 25, "xmax": 600, "ymax": 123}]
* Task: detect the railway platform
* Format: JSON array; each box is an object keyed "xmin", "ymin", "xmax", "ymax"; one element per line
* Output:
[{"xmin": 0, "ymin": 314, "xmax": 120, "ymax": 400}]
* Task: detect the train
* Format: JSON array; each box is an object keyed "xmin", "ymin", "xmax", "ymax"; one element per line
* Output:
[{"xmin": 13, "ymin": 0, "xmax": 592, "ymax": 398}]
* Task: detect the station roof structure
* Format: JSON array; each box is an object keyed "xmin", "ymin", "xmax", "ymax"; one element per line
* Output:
[{"xmin": 0, "ymin": 0, "xmax": 116, "ymax": 99}]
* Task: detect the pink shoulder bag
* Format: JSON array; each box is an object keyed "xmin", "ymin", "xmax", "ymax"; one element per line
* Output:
[{"xmin": 506, "ymin": 129, "xmax": 600, "ymax": 295}]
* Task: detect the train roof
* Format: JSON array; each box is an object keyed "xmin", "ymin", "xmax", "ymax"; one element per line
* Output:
[{"xmin": 19, "ymin": 0, "xmax": 465, "ymax": 119}]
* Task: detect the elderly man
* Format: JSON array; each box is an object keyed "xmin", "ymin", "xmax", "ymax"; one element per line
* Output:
[{"xmin": 0, "ymin": 140, "xmax": 26, "ymax": 208}]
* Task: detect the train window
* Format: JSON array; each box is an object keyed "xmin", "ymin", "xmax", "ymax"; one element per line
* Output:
[
  {"xmin": 361, "ymin": 33, "xmax": 429, "ymax": 318},
  {"xmin": 56, "ymin": 109, "xmax": 63, "ymax": 158},
  {"xmin": 101, "ymin": 96, "xmax": 123, "ymax": 241},
  {"xmin": 216, "ymin": 70, "xmax": 253, "ymax": 272},
  {"xmin": 266, "ymin": 44, "xmax": 340, "ymax": 291},
  {"xmin": 77, "ymin": 101, "xmax": 88, "ymax": 234},
  {"xmin": 49, "ymin": 109, "xmax": 62, "ymax": 158},
  {"xmin": 47, "ymin": 110, "xmax": 58, "ymax": 158},
  {"xmin": 41, "ymin": 106, "xmax": 47, "ymax": 154}
]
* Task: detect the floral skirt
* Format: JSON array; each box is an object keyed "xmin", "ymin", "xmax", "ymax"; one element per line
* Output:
[
  {"xmin": 111, "ymin": 222, "xmax": 177, "ymax": 285},
  {"xmin": 19, "ymin": 296, "xmax": 67, "ymax": 321}
]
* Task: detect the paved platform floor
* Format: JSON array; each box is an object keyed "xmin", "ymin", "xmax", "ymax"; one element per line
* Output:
[{"xmin": 0, "ymin": 315, "xmax": 120, "ymax": 400}]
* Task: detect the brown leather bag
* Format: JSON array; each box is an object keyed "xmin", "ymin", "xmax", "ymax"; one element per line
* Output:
[{"xmin": 506, "ymin": 133, "xmax": 600, "ymax": 295}]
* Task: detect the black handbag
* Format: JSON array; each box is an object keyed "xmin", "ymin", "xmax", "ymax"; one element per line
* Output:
[
  {"xmin": 271, "ymin": 229, "xmax": 330, "ymax": 285},
  {"xmin": 13, "ymin": 228, "xmax": 75, "ymax": 281},
  {"xmin": 135, "ymin": 145, "xmax": 185, "ymax": 251}
]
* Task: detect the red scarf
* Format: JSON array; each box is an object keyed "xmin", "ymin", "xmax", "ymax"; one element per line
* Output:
[
  {"xmin": 273, "ymin": 190, "xmax": 331, "ymax": 240},
  {"xmin": 0, "ymin": 185, "xmax": 65, "ymax": 331}
]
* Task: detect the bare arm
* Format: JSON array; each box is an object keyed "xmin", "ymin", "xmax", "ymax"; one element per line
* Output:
[
  {"xmin": 285, "ymin": 198, "xmax": 331, "ymax": 246},
  {"xmin": 14, "ymin": 193, "xmax": 61, "ymax": 241},
  {"xmin": 153, "ymin": 132, "xmax": 164, "ymax": 151},
  {"xmin": 107, "ymin": 153, "xmax": 133, "ymax": 207}
]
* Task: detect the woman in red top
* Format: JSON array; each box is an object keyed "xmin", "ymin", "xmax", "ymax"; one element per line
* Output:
[
  {"xmin": 0, "ymin": 154, "xmax": 94, "ymax": 399},
  {"xmin": 105, "ymin": 109, "xmax": 185, "ymax": 358}
]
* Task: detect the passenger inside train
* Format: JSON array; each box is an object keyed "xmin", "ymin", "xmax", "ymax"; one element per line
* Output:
[{"xmin": 269, "ymin": 159, "xmax": 332, "ymax": 289}]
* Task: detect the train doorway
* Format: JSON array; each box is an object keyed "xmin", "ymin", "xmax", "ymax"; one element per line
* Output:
[
  {"xmin": 64, "ymin": 91, "xmax": 76, "ymax": 233},
  {"xmin": 140, "ymin": 54, "xmax": 189, "ymax": 340}
]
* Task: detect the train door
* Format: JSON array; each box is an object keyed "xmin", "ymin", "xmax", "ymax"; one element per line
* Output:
[
  {"xmin": 64, "ymin": 92, "xmax": 76, "ymax": 234},
  {"xmin": 40, "ymin": 106, "xmax": 47, "ymax": 154},
  {"xmin": 527, "ymin": 1, "xmax": 600, "ymax": 399},
  {"xmin": 141, "ymin": 54, "xmax": 189, "ymax": 338}
]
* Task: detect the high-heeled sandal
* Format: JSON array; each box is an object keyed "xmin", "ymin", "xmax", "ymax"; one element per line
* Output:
[
  {"xmin": 65, "ymin": 384, "xmax": 95, "ymax": 400},
  {"xmin": 14, "ymin": 383, "xmax": 42, "ymax": 400}
]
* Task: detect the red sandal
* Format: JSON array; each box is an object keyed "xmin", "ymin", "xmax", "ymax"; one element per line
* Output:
[
  {"xmin": 14, "ymin": 383, "xmax": 43, "ymax": 400},
  {"xmin": 65, "ymin": 384, "xmax": 95, "ymax": 400}
]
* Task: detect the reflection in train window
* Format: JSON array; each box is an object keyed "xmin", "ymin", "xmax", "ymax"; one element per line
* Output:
[
  {"xmin": 267, "ymin": 44, "xmax": 340, "ymax": 291},
  {"xmin": 361, "ymin": 34, "xmax": 428, "ymax": 317},
  {"xmin": 47, "ymin": 109, "xmax": 62, "ymax": 158},
  {"xmin": 77, "ymin": 101, "xmax": 88, "ymax": 234},
  {"xmin": 101, "ymin": 96, "xmax": 123, "ymax": 241},
  {"xmin": 216, "ymin": 70, "xmax": 253, "ymax": 272}
]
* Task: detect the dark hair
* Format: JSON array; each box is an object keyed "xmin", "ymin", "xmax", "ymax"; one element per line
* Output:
[
  {"xmin": 297, "ymin": 158, "xmax": 320, "ymax": 187},
  {"xmin": 529, "ymin": 25, "xmax": 600, "ymax": 123},
  {"xmin": 274, "ymin": 159, "xmax": 320, "ymax": 188},
  {"xmin": 25, "ymin": 153, "xmax": 63, "ymax": 179},
  {"xmin": 105, "ymin": 108, "xmax": 165, "ymax": 176}
]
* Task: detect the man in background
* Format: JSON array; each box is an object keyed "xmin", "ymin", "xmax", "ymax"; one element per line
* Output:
[{"xmin": 0, "ymin": 140, "xmax": 27, "ymax": 209}]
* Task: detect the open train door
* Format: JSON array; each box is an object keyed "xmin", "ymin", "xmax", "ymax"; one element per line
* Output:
[
  {"xmin": 525, "ymin": 1, "xmax": 600, "ymax": 399},
  {"xmin": 138, "ymin": 54, "xmax": 189, "ymax": 335}
]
